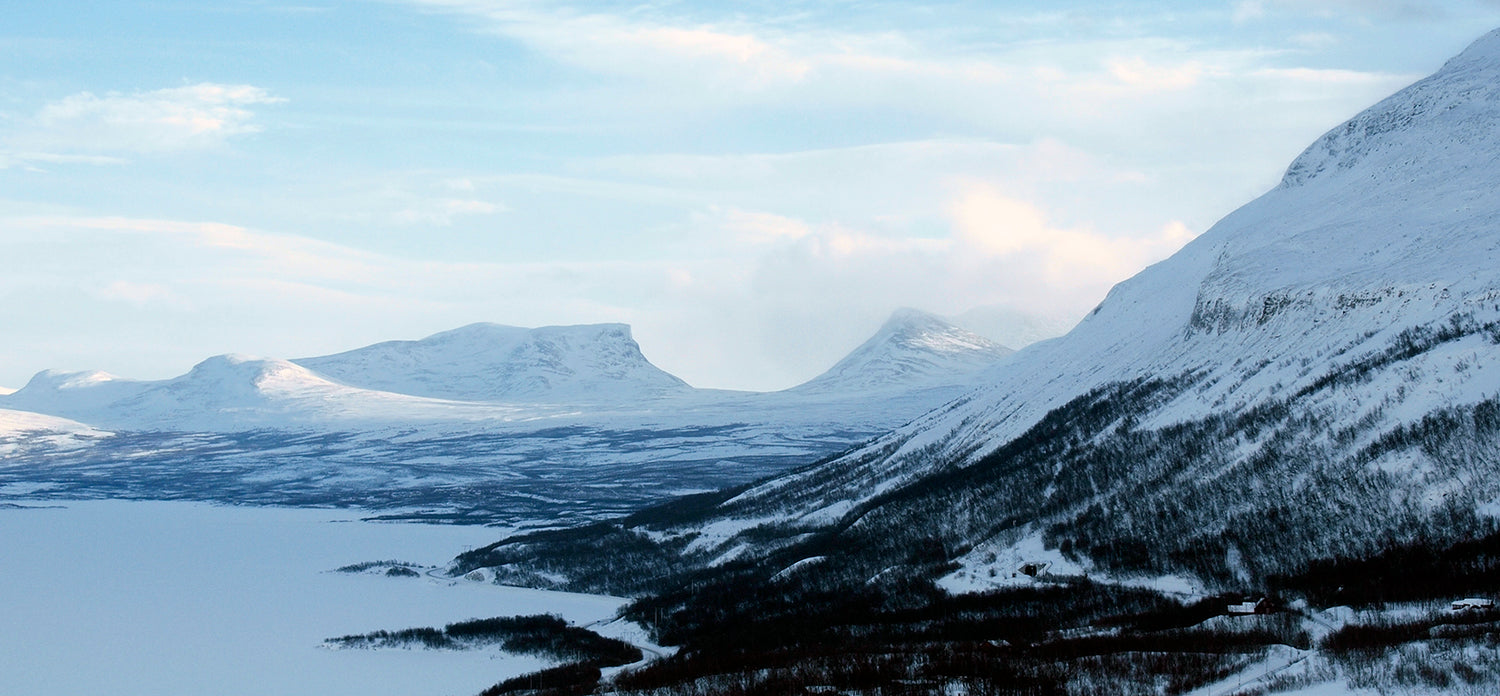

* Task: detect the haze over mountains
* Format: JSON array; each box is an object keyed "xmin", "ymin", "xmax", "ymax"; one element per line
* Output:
[
  {"xmin": 0, "ymin": 308, "xmax": 1024, "ymax": 524},
  {"xmin": 459, "ymin": 27, "xmax": 1500, "ymax": 597}
]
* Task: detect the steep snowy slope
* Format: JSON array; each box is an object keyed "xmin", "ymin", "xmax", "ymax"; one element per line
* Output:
[
  {"xmin": 788, "ymin": 309, "xmax": 1012, "ymax": 394},
  {"xmin": 459, "ymin": 29, "xmax": 1500, "ymax": 594},
  {"xmin": 294, "ymin": 323, "xmax": 690, "ymax": 403}
]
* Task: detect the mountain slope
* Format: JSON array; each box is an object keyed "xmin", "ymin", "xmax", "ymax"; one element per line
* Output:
[
  {"xmin": 788, "ymin": 309, "xmax": 1012, "ymax": 394},
  {"xmin": 0, "ymin": 408, "xmax": 107, "ymax": 463},
  {"xmin": 294, "ymin": 322, "xmax": 691, "ymax": 403},
  {"xmin": 457, "ymin": 29, "xmax": 1500, "ymax": 597},
  {"xmin": 709, "ymin": 26, "xmax": 1500, "ymax": 536}
]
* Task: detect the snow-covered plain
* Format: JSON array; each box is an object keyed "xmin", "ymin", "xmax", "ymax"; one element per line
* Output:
[{"xmin": 0, "ymin": 499, "xmax": 627, "ymax": 696}]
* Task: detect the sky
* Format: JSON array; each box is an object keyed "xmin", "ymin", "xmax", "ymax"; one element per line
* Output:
[{"xmin": 4, "ymin": 1, "xmax": 1500, "ymax": 392}]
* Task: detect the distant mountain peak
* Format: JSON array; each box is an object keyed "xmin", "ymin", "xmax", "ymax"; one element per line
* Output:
[
  {"xmin": 294, "ymin": 321, "xmax": 689, "ymax": 403},
  {"xmin": 792, "ymin": 309, "xmax": 1012, "ymax": 394}
]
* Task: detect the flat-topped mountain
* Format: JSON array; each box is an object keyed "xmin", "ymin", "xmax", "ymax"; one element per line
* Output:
[{"xmin": 294, "ymin": 322, "xmax": 691, "ymax": 403}]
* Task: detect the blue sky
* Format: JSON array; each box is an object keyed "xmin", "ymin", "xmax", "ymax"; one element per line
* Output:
[{"xmin": 4, "ymin": 0, "xmax": 1500, "ymax": 391}]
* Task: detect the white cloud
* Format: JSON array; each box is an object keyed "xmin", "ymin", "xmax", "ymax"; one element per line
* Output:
[
  {"xmin": 1252, "ymin": 66, "xmax": 1403, "ymax": 84},
  {"xmin": 392, "ymin": 198, "xmax": 504, "ymax": 226},
  {"xmin": 0, "ymin": 198, "xmax": 1197, "ymax": 391},
  {"xmin": 1105, "ymin": 56, "xmax": 1207, "ymax": 91},
  {"xmin": 1288, "ymin": 32, "xmax": 1341, "ymax": 49},
  {"xmin": 9, "ymin": 83, "xmax": 284, "ymax": 155},
  {"xmin": 948, "ymin": 185, "xmax": 1195, "ymax": 284},
  {"xmin": 96, "ymin": 280, "xmax": 179, "ymax": 307},
  {"xmin": 714, "ymin": 207, "xmax": 814, "ymax": 245},
  {"xmin": 402, "ymin": 0, "xmax": 1269, "ymax": 111},
  {"xmin": 1234, "ymin": 0, "xmax": 1447, "ymax": 21},
  {"xmin": 407, "ymin": 0, "xmax": 812, "ymax": 88},
  {"xmin": 0, "ymin": 152, "xmax": 129, "ymax": 170},
  {"xmin": 1233, "ymin": 0, "xmax": 1267, "ymax": 23}
]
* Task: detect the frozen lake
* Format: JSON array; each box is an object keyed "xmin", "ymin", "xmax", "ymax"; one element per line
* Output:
[{"xmin": 0, "ymin": 499, "xmax": 628, "ymax": 696}]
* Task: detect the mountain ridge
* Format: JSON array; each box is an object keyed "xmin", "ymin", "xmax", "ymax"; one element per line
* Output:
[{"xmin": 0, "ymin": 309, "xmax": 1027, "ymax": 524}]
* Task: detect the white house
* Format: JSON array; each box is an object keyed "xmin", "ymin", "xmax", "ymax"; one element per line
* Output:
[
  {"xmin": 1450, "ymin": 597, "xmax": 1495, "ymax": 612},
  {"xmin": 1228, "ymin": 598, "xmax": 1267, "ymax": 615}
]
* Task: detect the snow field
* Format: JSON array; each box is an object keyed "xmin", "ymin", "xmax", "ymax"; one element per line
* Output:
[{"xmin": 0, "ymin": 500, "xmax": 629, "ymax": 696}]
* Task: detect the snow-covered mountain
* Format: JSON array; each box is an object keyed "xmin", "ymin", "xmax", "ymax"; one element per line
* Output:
[
  {"xmin": 458, "ymin": 29, "xmax": 1500, "ymax": 595},
  {"xmin": 789, "ymin": 309, "xmax": 1012, "ymax": 394},
  {"xmin": 0, "ymin": 311, "xmax": 1029, "ymax": 524},
  {"xmin": 0, "ymin": 354, "xmax": 512, "ymax": 432},
  {"xmin": 294, "ymin": 322, "xmax": 691, "ymax": 403},
  {"xmin": 3, "ymin": 370, "xmax": 144, "ymax": 419}
]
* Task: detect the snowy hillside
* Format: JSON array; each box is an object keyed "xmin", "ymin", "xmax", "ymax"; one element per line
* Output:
[
  {"xmin": 0, "ymin": 408, "xmax": 102, "ymax": 436},
  {"xmin": 295, "ymin": 323, "xmax": 691, "ymax": 403},
  {"xmin": 459, "ymin": 29, "xmax": 1500, "ymax": 595},
  {"xmin": 789, "ymin": 309, "xmax": 1012, "ymax": 394},
  {"xmin": 0, "ymin": 408, "xmax": 107, "ymax": 463}
]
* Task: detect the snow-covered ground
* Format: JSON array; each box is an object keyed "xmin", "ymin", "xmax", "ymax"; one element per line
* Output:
[{"xmin": 0, "ymin": 499, "xmax": 629, "ymax": 696}]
